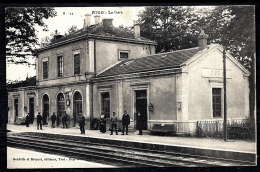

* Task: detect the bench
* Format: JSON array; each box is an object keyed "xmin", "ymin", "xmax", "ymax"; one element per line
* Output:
[{"xmin": 149, "ymin": 123, "xmax": 176, "ymax": 136}]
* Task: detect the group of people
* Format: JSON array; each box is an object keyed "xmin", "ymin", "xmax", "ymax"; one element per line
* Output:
[
  {"xmin": 25, "ymin": 110, "xmax": 144, "ymax": 136},
  {"xmin": 25, "ymin": 111, "xmax": 70, "ymax": 130},
  {"xmin": 100, "ymin": 110, "xmax": 144, "ymax": 136}
]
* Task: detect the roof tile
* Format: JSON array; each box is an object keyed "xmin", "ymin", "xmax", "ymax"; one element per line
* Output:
[{"xmin": 97, "ymin": 47, "xmax": 200, "ymax": 77}]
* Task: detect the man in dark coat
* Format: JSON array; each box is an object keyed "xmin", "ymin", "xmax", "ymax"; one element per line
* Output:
[
  {"xmin": 25, "ymin": 113, "xmax": 30, "ymax": 127},
  {"xmin": 79, "ymin": 115, "xmax": 86, "ymax": 134},
  {"xmin": 137, "ymin": 111, "xmax": 143, "ymax": 135},
  {"xmin": 37, "ymin": 112, "xmax": 43, "ymax": 130},
  {"xmin": 62, "ymin": 113, "xmax": 68, "ymax": 129},
  {"xmin": 122, "ymin": 110, "xmax": 130, "ymax": 135},
  {"xmin": 51, "ymin": 112, "xmax": 56, "ymax": 128}
]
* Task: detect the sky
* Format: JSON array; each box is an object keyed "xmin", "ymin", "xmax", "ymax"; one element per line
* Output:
[{"xmin": 6, "ymin": 6, "xmax": 145, "ymax": 82}]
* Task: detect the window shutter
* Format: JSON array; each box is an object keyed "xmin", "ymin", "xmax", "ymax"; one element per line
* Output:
[
  {"xmin": 74, "ymin": 53, "xmax": 80, "ymax": 75},
  {"xmin": 43, "ymin": 61, "xmax": 48, "ymax": 79}
]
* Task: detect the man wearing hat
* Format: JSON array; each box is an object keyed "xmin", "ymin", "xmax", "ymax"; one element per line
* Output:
[
  {"xmin": 110, "ymin": 112, "xmax": 118, "ymax": 135},
  {"xmin": 37, "ymin": 112, "xmax": 43, "ymax": 130},
  {"xmin": 25, "ymin": 113, "xmax": 30, "ymax": 127},
  {"xmin": 51, "ymin": 112, "xmax": 56, "ymax": 128}
]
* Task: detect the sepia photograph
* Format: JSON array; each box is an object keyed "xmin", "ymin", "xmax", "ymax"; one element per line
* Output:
[{"xmin": 3, "ymin": 4, "xmax": 257, "ymax": 169}]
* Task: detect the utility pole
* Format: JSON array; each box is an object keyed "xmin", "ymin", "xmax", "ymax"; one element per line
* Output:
[{"xmin": 223, "ymin": 48, "xmax": 227, "ymax": 141}]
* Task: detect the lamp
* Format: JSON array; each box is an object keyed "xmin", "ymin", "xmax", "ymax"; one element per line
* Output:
[
  {"xmin": 148, "ymin": 103, "xmax": 154, "ymax": 112},
  {"xmin": 177, "ymin": 102, "xmax": 181, "ymax": 110}
]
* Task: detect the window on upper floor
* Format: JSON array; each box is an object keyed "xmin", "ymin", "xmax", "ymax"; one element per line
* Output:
[
  {"xmin": 212, "ymin": 88, "xmax": 222, "ymax": 117},
  {"xmin": 42, "ymin": 58, "xmax": 48, "ymax": 79},
  {"xmin": 57, "ymin": 55, "xmax": 64, "ymax": 77},
  {"xmin": 119, "ymin": 50, "xmax": 129, "ymax": 60},
  {"xmin": 74, "ymin": 53, "xmax": 80, "ymax": 75}
]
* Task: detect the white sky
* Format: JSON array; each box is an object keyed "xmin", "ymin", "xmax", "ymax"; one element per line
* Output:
[{"xmin": 6, "ymin": 6, "xmax": 145, "ymax": 81}]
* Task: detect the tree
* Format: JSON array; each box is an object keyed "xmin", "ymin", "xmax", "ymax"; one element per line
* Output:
[
  {"xmin": 5, "ymin": 7, "xmax": 57, "ymax": 65},
  {"xmin": 138, "ymin": 6, "xmax": 200, "ymax": 53}
]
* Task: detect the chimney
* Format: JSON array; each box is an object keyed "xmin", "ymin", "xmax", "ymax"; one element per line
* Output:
[
  {"xmin": 197, "ymin": 29, "xmax": 208, "ymax": 50},
  {"xmin": 102, "ymin": 18, "xmax": 113, "ymax": 31},
  {"xmin": 94, "ymin": 15, "xmax": 101, "ymax": 24},
  {"xmin": 84, "ymin": 14, "xmax": 91, "ymax": 27},
  {"xmin": 134, "ymin": 23, "xmax": 140, "ymax": 39}
]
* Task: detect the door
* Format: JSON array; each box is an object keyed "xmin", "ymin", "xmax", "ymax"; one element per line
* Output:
[
  {"xmin": 135, "ymin": 90, "xmax": 147, "ymax": 130},
  {"xmin": 14, "ymin": 99, "xmax": 18, "ymax": 123},
  {"xmin": 57, "ymin": 93, "xmax": 65, "ymax": 126},
  {"xmin": 29, "ymin": 98, "xmax": 34, "ymax": 124},
  {"xmin": 43, "ymin": 94, "xmax": 49, "ymax": 125},
  {"xmin": 73, "ymin": 92, "xmax": 82, "ymax": 127}
]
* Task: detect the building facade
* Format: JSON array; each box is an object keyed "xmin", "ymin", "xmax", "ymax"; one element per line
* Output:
[{"xmin": 8, "ymin": 15, "xmax": 156, "ymax": 128}]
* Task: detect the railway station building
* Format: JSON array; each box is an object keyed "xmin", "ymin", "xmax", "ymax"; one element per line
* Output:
[{"xmin": 7, "ymin": 15, "xmax": 250, "ymax": 134}]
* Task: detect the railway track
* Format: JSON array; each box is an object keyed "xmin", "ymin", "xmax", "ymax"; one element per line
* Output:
[{"xmin": 7, "ymin": 132, "xmax": 253, "ymax": 167}]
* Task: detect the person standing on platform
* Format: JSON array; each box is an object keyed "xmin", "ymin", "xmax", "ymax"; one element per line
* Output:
[
  {"xmin": 79, "ymin": 115, "xmax": 86, "ymax": 134},
  {"xmin": 99, "ymin": 112, "xmax": 106, "ymax": 133},
  {"xmin": 62, "ymin": 113, "xmax": 68, "ymax": 129},
  {"xmin": 110, "ymin": 112, "xmax": 118, "ymax": 135},
  {"xmin": 37, "ymin": 112, "xmax": 43, "ymax": 130},
  {"xmin": 25, "ymin": 113, "xmax": 30, "ymax": 127},
  {"xmin": 51, "ymin": 112, "xmax": 56, "ymax": 128},
  {"xmin": 122, "ymin": 110, "xmax": 130, "ymax": 135},
  {"xmin": 137, "ymin": 111, "xmax": 143, "ymax": 135}
]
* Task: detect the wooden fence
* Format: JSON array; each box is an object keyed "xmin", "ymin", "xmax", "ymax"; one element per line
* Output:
[{"xmin": 197, "ymin": 119, "xmax": 255, "ymax": 140}]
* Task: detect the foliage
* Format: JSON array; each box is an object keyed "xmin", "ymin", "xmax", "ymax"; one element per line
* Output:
[
  {"xmin": 138, "ymin": 6, "xmax": 201, "ymax": 53},
  {"xmin": 5, "ymin": 7, "xmax": 57, "ymax": 65}
]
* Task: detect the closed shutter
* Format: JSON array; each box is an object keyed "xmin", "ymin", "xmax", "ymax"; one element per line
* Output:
[
  {"xmin": 74, "ymin": 53, "xmax": 80, "ymax": 75},
  {"xmin": 43, "ymin": 61, "xmax": 48, "ymax": 79}
]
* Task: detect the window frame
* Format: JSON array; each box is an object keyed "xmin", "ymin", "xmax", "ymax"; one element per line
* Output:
[
  {"xmin": 42, "ymin": 57, "xmax": 49, "ymax": 80},
  {"xmin": 73, "ymin": 52, "xmax": 80, "ymax": 75},
  {"xmin": 57, "ymin": 55, "xmax": 64, "ymax": 77},
  {"xmin": 212, "ymin": 87, "xmax": 222, "ymax": 118},
  {"xmin": 118, "ymin": 50, "xmax": 130, "ymax": 60}
]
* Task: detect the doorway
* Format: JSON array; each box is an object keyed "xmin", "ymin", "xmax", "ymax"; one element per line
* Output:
[
  {"xmin": 73, "ymin": 92, "xmax": 82, "ymax": 127},
  {"xmin": 43, "ymin": 94, "xmax": 49, "ymax": 125},
  {"xmin": 14, "ymin": 99, "xmax": 18, "ymax": 123},
  {"xmin": 29, "ymin": 98, "xmax": 34, "ymax": 124},
  {"xmin": 135, "ymin": 90, "xmax": 147, "ymax": 130}
]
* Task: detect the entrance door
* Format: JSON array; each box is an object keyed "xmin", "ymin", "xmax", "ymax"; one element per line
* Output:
[
  {"xmin": 73, "ymin": 92, "xmax": 82, "ymax": 127},
  {"xmin": 29, "ymin": 98, "xmax": 34, "ymax": 124},
  {"xmin": 57, "ymin": 93, "xmax": 65, "ymax": 126},
  {"xmin": 43, "ymin": 95, "xmax": 49, "ymax": 125},
  {"xmin": 135, "ymin": 90, "xmax": 147, "ymax": 130},
  {"xmin": 14, "ymin": 99, "xmax": 18, "ymax": 123}
]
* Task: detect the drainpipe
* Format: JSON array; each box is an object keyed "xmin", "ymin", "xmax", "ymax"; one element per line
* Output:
[{"xmin": 94, "ymin": 39, "xmax": 97, "ymax": 75}]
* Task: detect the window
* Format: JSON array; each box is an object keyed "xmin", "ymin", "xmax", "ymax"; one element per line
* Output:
[
  {"xmin": 74, "ymin": 53, "xmax": 80, "ymax": 75},
  {"xmin": 101, "ymin": 92, "xmax": 110, "ymax": 118},
  {"xmin": 119, "ymin": 51, "xmax": 129, "ymax": 59},
  {"xmin": 43, "ymin": 61, "xmax": 48, "ymax": 79},
  {"xmin": 212, "ymin": 88, "xmax": 221, "ymax": 117},
  {"xmin": 57, "ymin": 55, "xmax": 63, "ymax": 77}
]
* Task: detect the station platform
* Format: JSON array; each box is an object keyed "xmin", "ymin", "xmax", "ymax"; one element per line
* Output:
[{"xmin": 6, "ymin": 123, "xmax": 256, "ymax": 154}]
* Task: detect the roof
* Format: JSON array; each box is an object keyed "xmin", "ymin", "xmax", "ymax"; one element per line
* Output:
[
  {"xmin": 96, "ymin": 47, "xmax": 200, "ymax": 77},
  {"xmin": 38, "ymin": 23, "xmax": 156, "ymax": 52},
  {"xmin": 7, "ymin": 76, "xmax": 36, "ymax": 90}
]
